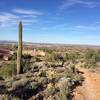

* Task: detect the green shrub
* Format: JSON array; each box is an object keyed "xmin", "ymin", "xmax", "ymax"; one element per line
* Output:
[
  {"xmin": 72, "ymin": 73, "xmax": 84, "ymax": 85},
  {"xmin": 44, "ymin": 83, "xmax": 56, "ymax": 97},
  {"xmin": 22, "ymin": 54, "xmax": 32, "ymax": 60},
  {"xmin": 22, "ymin": 59, "xmax": 32, "ymax": 73},
  {"xmin": 39, "ymin": 70, "xmax": 46, "ymax": 77},
  {"xmin": 85, "ymin": 49, "xmax": 96, "ymax": 60},
  {"xmin": 35, "ymin": 57, "xmax": 42, "ymax": 62},
  {"xmin": 0, "ymin": 62, "xmax": 16, "ymax": 78},
  {"xmin": 56, "ymin": 77, "xmax": 71, "ymax": 100},
  {"xmin": 22, "ymin": 54, "xmax": 32, "ymax": 72},
  {"xmin": 83, "ymin": 49, "xmax": 100, "ymax": 68}
]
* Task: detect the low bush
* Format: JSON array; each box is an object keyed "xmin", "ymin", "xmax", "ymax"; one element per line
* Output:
[
  {"xmin": 82, "ymin": 49, "xmax": 100, "ymax": 69},
  {"xmin": 0, "ymin": 62, "xmax": 16, "ymax": 78},
  {"xmin": 22, "ymin": 54, "xmax": 32, "ymax": 72},
  {"xmin": 56, "ymin": 77, "xmax": 71, "ymax": 100},
  {"xmin": 44, "ymin": 83, "xmax": 56, "ymax": 97}
]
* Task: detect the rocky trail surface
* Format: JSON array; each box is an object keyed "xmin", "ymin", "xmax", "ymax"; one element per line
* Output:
[{"xmin": 73, "ymin": 67, "xmax": 100, "ymax": 100}]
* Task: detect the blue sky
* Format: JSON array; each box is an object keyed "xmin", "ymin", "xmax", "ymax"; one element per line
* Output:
[{"xmin": 0, "ymin": 0, "xmax": 100, "ymax": 45}]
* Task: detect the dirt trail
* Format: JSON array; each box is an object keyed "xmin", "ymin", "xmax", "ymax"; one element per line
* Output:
[{"xmin": 73, "ymin": 67, "xmax": 100, "ymax": 100}]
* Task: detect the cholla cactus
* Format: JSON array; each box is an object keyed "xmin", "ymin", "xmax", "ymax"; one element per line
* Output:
[
  {"xmin": 17, "ymin": 21, "xmax": 23, "ymax": 74},
  {"xmin": 47, "ymin": 70, "xmax": 57, "ymax": 84}
]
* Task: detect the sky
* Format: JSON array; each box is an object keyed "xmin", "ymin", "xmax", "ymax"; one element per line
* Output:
[{"xmin": 0, "ymin": 0, "xmax": 100, "ymax": 45}]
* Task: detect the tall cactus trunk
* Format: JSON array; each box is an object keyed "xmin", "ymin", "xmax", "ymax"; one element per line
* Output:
[{"xmin": 17, "ymin": 21, "xmax": 23, "ymax": 74}]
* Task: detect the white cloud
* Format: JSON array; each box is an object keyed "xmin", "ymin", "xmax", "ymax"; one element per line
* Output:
[
  {"xmin": 12, "ymin": 8, "xmax": 43, "ymax": 16},
  {"xmin": 0, "ymin": 12, "xmax": 19, "ymax": 22},
  {"xmin": 60, "ymin": 0, "xmax": 99, "ymax": 9},
  {"xmin": 0, "ymin": 12, "xmax": 19, "ymax": 27},
  {"xmin": 0, "ymin": 8, "xmax": 43, "ymax": 28}
]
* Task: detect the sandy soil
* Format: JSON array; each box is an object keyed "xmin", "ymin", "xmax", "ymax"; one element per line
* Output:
[{"xmin": 73, "ymin": 68, "xmax": 100, "ymax": 100}]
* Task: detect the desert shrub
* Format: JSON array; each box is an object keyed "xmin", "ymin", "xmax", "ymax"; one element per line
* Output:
[
  {"xmin": 31, "ymin": 64, "xmax": 39, "ymax": 73},
  {"xmin": 22, "ymin": 54, "xmax": 32, "ymax": 59},
  {"xmin": 38, "ymin": 70, "xmax": 46, "ymax": 77},
  {"xmin": 38, "ymin": 77, "xmax": 48, "ymax": 85},
  {"xmin": 11, "ymin": 52, "xmax": 17, "ymax": 60},
  {"xmin": 22, "ymin": 60, "xmax": 32, "ymax": 72},
  {"xmin": 22, "ymin": 54, "xmax": 32, "ymax": 72},
  {"xmin": 9, "ymin": 78, "xmax": 29, "ymax": 91},
  {"xmin": 0, "ymin": 76, "xmax": 4, "ymax": 80},
  {"xmin": 50, "ymin": 63, "xmax": 57, "ymax": 68},
  {"xmin": 45, "ymin": 52, "xmax": 54, "ymax": 61},
  {"xmin": 11, "ymin": 44, "xmax": 18, "ymax": 51},
  {"xmin": 35, "ymin": 57, "xmax": 42, "ymax": 62},
  {"xmin": 55, "ymin": 77, "xmax": 71, "ymax": 100},
  {"xmin": 0, "ymin": 62, "xmax": 16, "ymax": 78},
  {"xmin": 44, "ymin": 83, "xmax": 56, "ymax": 97},
  {"xmin": 85, "ymin": 49, "xmax": 96, "ymax": 59},
  {"xmin": 0, "ymin": 95, "xmax": 10, "ymax": 100},
  {"xmin": 46, "ymin": 52, "xmax": 68, "ymax": 66},
  {"xmin": 39, "ymin": 47, "xmax": 53, "ymax": 54},
  {"xmin": 8, "ymin": 80, "xmax": 41, "ymax": 99},
  {"xmin": 2, "ymin": 75, "xmax": 42, "ymax": 99},
  {"xmin": 47, "ymin": 70, "xmax": 57, "ymax": 83},
  {"xmin": 55, "ymin": 66, "xmax": 84, "ymax": 100},
  {"xmin": 31, "ymin": 57, "xmax": 36, "ymax": 62},
  {"xmin": 94, "ymin": 50, "xmax": 100, "ymax": 63},
  {"xmin": 83, "ymin": 49, "xmax": 100, "ymax": 68},
  {"xmin": 71, "ymin": 73, "xmax": 84, "ymax": 85},
  {"xmin": 66, "ymin": 53, "xmax": 79, "ymax": 64},
  {"xmin": 45, "ymin": 53, "xmax": 55, "ymax": 62},
  {"xmin": 24, "ymin": 81, "xmax": 39, "ymax": 91},
  {"xmin": 11, "ymin": 96, "xmax": 20, "ymax": 100}
]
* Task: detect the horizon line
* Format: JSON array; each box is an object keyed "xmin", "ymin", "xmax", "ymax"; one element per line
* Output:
[{"xmin": 0, "ymin": 40, "xmax": 100, "ymax": 47}]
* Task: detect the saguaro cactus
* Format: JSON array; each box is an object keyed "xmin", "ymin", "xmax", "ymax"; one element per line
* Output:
[{"xmin": 17, "ymin": 21, "xmax": 23, "ymax": 74}]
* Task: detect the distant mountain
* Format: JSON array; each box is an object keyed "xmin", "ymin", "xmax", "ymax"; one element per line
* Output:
[
  {"xmin": 0, "ymin": 40, "xmax": 57, "ymax": 47},
  {"xmin": 0, "ymin": 40, "xmax": 17, "ymax": 45},
  {"xmin": 0, "ymin": 40, "xmax": 100, "ymax": 48}
]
